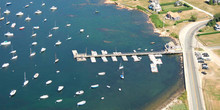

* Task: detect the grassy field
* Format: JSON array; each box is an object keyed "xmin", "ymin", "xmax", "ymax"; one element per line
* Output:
[
  {"xmin": 170, "ymin": 104, "xmax": 188, "ymax": 110},
  {"xmin": 197, "ymin": 33, "xmax": 220, "ymax": 46},
  {"xmin": 185, "ymin": 0, "xmax": 220, "ymax": 15},
  {"xmin": 202, "ymin": 62, "xmax": 220, "ymax": 110},
  {"xmin": 214, "ymin": 49, "xmax": 220, "ymax": 57},
  {"xmin": 160, "ymin": 0, "xmax": 177, "ymax": 4},
  {"xmin": 200, "ymin": 26, "xmax": 216, "ymax": 33}
]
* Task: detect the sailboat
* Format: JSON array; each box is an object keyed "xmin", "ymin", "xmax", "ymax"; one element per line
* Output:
[
  {"xmin": 23, "ymin": 72, "xmax": 29, "ymax": 87},
  {"xmin": 120, "ymin": 70, "xmax": 124, "ymax": 80},
  {"xmin": 9, "ymin": 90, "xmax": 16, "ymax": 97},
  {"xmin": 52, "ymin": 21, "xmax": 59, "ymax": 30},
  {"xmin": 11, "ymin": 54, "xmax": 18, "ymax": 60},
  {"xmin": 119, "ymin": 62, "xmax": 124, "ymax": 70},
  {"xmin": 54, "ymin": 54, "xmax": 59, "ymax": 63},
  {"xmin": 48, "ymin": 32, "xmax": 52, "ymax": 38},
  {"xmin": 30, "ymin": 48, "xmax": 36, "ymax": 57},
  {"xmin": 0, "ymin": 8, "xmax": 5, "ymax": 21}
]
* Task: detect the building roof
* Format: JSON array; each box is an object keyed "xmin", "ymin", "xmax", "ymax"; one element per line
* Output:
[
  {"xmin": 167, "ymin": 11, "xmax": 180, "ymax": 18},
  {"xmin": 216, "ymin": 22, "xmax": 220, "ymax": 25}
]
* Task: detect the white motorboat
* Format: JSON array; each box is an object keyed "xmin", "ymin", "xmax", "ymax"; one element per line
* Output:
[
  {"xmin": 66, "ymin": 37, "xmax": 72, "ymax": 40},
  {"xmin": 91, "ymin": 84, "xmax": 99, "ymax": 89},
  {"xmin": 11, "ymin": 23, "xmax": 16, "ymax": 28},
  {"xmin": 2, "ymin": 63, "xmax": 9, "ymax": 68},
  {"xmin": 11, "ymin": 55, "xmax": 18, "ymax": 60},
  {"xmin": 4, "ymin": 32, "xmax": 14, "ymax": 37},
  {"xmin": 33, "ymin": 26, "xmax": 40, "ymax": 30},
  {"xmin": 46, "ymin": 80, "xmax": 52, "ymax": 85},
  {"xmin": 23, "ymin": 72, "xmax": 29, "ymax": 87},
  {"xmin": 58, "ymin": 86, "xmax": 64, "ymax": 92},
  {"xmin": 32, "ymin": 42, "xmax": 37, "ymax": 46},
  {"xmin": 80, "ymin": 29, "xmax": 84, "ymax": 33},
  {"xmin": 25, "ymin": 16, "xmax": 31, "ymax": 21},
  {"xmin": 30, "ymin": 48, "xmax": 36, "ymax": 57},
  {"xmin": 40, "ymin": 95, "xmax": 49, "ymax": 99},
  {"xmin": 32, "ymin": 33, "xmax": 37, "ymax": 37},
  {"xmin": 50, "ymin": 6, "xmax": 57, "ymax": 11},
  {"xmin": 10, "ymin": 90, "xmax": 16, "ymax": 97},
  {"xmin": 6, "ymin": 21, "xmax": 10, "ymax": 25},
  {"xmin": 25, "ymin": 4, "xmax": 29, "ymax": 8},
  {"xmin": 10, "ymin": 50, "xmax": 16, "ymax": 54},
  {"xmin": 33, "ymin": 73, "xmax": 39, "ymax": 79},
  {"xmin": 66, "ymin": 24, "xmax": 71, "ymax": 27},
  {"xmin": 119, "ymin": 63, "xmax": 124, "ymax": 70},
  {"xmin": 77, "ymin": 100, "xmax": 86, "ymax": 106},
  {"xmin": 0, "ymin": 17, "xmax": 4, "ymax": 21},
  {"xmin": 118, "ymin": 88, "xmax": 122, "ymax": 91},
  {"xmin": 4, "ymin": 10, "xmax": 10, "ymax": 14},
  {"xmin": 6, "ymin": 2, "xmax": 12, "ymax": 6},
  {"xmin": 19, "ymin": 26, "xmax": 25, "ymax": 30},
  {"xmin": 98, "ymin": 72, "xmax": 105, "ymax": 76},
  {"xmin": 86, "ymin": 35, "xmax": 89, "ymax": 38},
  {"xmin": 75, "ymin": 90, "xmax": 84, "ymax": 95},
  {"xmin": 16, "ymin": 12, "xmax": 24, "ymax": 16},
  {"xmin": 43, "ymin": 18, "xmax": 47, "ymax": 22},
  {"xmin": 106, "ymin": 85, "xmax": 111, "ymax": 88},
  {"xmin": 56, "ymin": 70, "xmax": 60, "ymax": 73},
  {"xmin": 1, "ymin": 41, "xmax": 11, "ymax": 46},
  {"xmin": 101, "ymin": 97, "xmax": 104, "ymax": 100},
  {"xmin": 40, "ymin": 48, "xmax": 46, "ymax": 53},
  {"xmin": 35, "ymin": 10, "xmax": 42, "ymax": 14},
  {"xmin": 55, "ymin": 40, "xmax": 61, "ymax": 46},
  {"xmin": 55, "ymin": 99, "xmax": 63, "ymax": 103},
  {"xmin": 42, "ymin": 3, "xmax": 45, "ymax": 6}
]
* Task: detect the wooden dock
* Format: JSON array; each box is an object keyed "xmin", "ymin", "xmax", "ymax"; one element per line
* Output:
[{"xmin": 72, "ymin": 50, "xmax": 182, "ymax": 62}]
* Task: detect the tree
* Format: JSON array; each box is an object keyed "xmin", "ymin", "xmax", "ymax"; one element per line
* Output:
[
  {"xmin": 209, "ymin": 0, "xmax": 213, "ymax": 5},
  {"xmin": 189, "ymin": 15, "xmax": 197, "ymax": 22}
]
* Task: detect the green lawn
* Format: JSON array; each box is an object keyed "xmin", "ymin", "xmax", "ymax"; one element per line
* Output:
[{"xmin": 170, "ymin": 104, "xmax": 188, "ymax": 110}]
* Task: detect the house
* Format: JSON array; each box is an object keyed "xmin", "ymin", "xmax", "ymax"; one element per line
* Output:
[
  {"xmin": 148, "ymin": 0, "xmax": 162, "ymax": 12},
  {"xmin": 174, "ymin": 1, "xmax": 183, "ymax": 6},
  {"xmin": 215, "ymin": 22, "xmax": 220, "ymax": 31},
  {"xmin": 166, "ymin": 11, "xmax": 180, "ymax": 20}
]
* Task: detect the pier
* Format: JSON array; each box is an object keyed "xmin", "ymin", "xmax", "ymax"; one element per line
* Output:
[{"xmin": 72, "ymin": 50, "xmax": 182, "ymax": 62}]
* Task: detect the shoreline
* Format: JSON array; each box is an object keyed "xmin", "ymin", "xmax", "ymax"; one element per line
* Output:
[
  {"xmin": 103, "ymin": 0, "xmax": 180, "ymax": 46},
  {"xmin": 104, "ymin": 0, "xmax": 184, "ymax": 110}
]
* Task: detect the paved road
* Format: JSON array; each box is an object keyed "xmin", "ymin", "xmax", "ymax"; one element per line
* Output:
[
  {"xmin": 179, "ymin": 20, "xmax": 209, "ymax": 110},
  {"xmin": 208, "ymin": 46, "xmax": 220, "ymax": 50}
]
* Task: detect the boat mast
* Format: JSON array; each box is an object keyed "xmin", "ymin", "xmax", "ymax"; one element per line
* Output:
[{"xmin": 24, "ymin": 72, "xmax": 26, "ymax": 81}]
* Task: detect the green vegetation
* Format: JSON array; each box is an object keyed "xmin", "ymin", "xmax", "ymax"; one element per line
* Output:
[
  {"xmin": 189, "ymin": 15, "xmax": 197, "ymax": 22},
  {"xmin": 111, "ymin": 0, "xmax": 117, "ymax": 1},
  {"xmin": 149, "ymin": 14, "xmax": 164, "ymax": 28},
  {"xmin": 170, "ymin": 104, "xmax": 188, "ymax": 110},
  {"xmin": 160, "ymin": 2, "xmax": 176, "ymax": 6},
  {"xmin": 170, "ymin": 32, "xmax": 179, "ymax": 38},
  {"xmin": 136, "ymin": 5, "xmax": 146, "ymax": 12},
  {"xmin": 197, "ymin": 31, "xmax": 220, "ymax": 36},
  {"xmin": 209, "ymin": 0, "xmax": 214, "ymax": 5},
  {"xmin": 159, "ymin": 3, "xmax": 193, "ymax": 14},
  {"xmin": 194, "ymin": 48, "xmax": 204, "ymax": 51},
  {"xmin": 207, "ymin": 13, "xmax": 220, "ymax": 26},
  {"xmin": 174, "ymin": 19, "xmax": 189, "ymax": 25},
  {"xmin": 178, "ymin": 91, "xmax": 188, "ymax": 107}
]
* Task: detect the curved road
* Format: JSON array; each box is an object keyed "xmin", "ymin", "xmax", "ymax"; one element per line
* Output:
[{"xmin": 179, "ymin": 20, "xmax": 209, "ymax": 110}]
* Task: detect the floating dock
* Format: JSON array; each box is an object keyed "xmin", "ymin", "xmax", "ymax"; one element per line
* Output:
[
  {"xmin": 121, "ymin": 56, "xmax": 128, "ymax": 61},
  {"xmin": 101, "ymin": 50, "xmax": 108, "ymax": 62},
  {"xmin": 150, "ymin": 63, "xmax": 158, "ymax": 73},
  {"xmin": 111, "ymin": 56, "xmax": 117, "ymax": 62},
  {"xmin": 132, "ymin": 55, "xmax": 140, "ymax": 62}
]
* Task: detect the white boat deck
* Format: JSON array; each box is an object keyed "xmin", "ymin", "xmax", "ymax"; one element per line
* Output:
[
  {"xmin": 155, "ymin": 58, "xmax": 163, "ymax": 64},
  {"xmin": 90, "ymin": 57, "xmax": 96, "ymax": 63},
  {"xmin": 150, "ymin": 63, "xmax": 158, "ymax": 73},
  {"xmin": 121, "ymin": 56, "xmax": 128, "ymax": 61},
  {"xmin": 111, "ymin": 56, "xmax": 117, "ymax": 62},
  {"xmin": 132, "ymin": 55, "xmax": 140, "ymax": 62},
  {"xmin": 91, "ymin": 51, "xmax": 98, "ymax": 56}
]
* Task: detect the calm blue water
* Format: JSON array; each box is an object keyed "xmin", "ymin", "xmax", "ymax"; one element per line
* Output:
[{"xmin": 0, "ymin": 0, "xmax": 184, "ymax": 110}]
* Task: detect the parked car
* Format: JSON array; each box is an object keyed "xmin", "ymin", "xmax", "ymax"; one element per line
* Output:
[
  {"xmin": 201, "ymin": 71, "xmax": 207, "ymax": 75},
  {"xmin": 202, "ymin": 53, "xmax": 209, "ymax": 57},
  {"xmin": 202, "ymin": 63, "xmax": 208, "ymax": 69}
]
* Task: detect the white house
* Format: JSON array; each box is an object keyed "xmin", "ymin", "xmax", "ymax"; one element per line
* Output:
[{"xmin": 215, "ymin": 22, "xmax": 220, "ymax": 31}]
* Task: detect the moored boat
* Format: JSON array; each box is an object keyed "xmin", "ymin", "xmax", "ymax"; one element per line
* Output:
[
  {"xmin": 77, "ymin": 100, "xmax": 86, "ymax": 106},
  {"xmin": 55, "ymin": 40, "xmax": 61, "ymax": 46},
  {"xmin": 2, "ymin": 63, "xmax": 9, "ymax": 68},
  {"xmin": 50, "ymin": 6, "xmax": 57, "ymax": 11},
  {"xmin": 1, "ymin": 41, "xmax": 11, "ymax": 46},
  {"xmin": 23, "ymin": 72, "xmax": 29, "ymax": 87},
  {"xmin": 40, "ymin": 48, "xmax": 46, "ymax": 53},
  {"xmin": 91, "ymin": 84, "xmax": 99, "ymax": 89},
  {"xmin": 55, "ymin": 99, "xmax": 63, "ymax": 103},
  {"xmin": 40, "ymin": 95, "xmax": 49, "ymax": 99},
  {"xmin": 35, "ymin": 10, "xmax": 42, "ymax": 14},
  {"xmin": 9, "ymin": 90, "xmax": 16, "ymax": 97},
  {"xmin": 58, "ymin": 86, "xmax": 64, "ymax": 92},
  {"xmin": 33, "ymin": 73, "xmax": 39, "ymax": 79},
  {"xmin": 32, "ymin": 42, "xmax": 37, "ymax": 46},
  {"xmin": 11, "ymin": 23, "xmax": 16, "ymax": 28},
  {"xmin": 25, "ymin": 16, "xmax": 31, "ymax": 21},
  {"xmin": 98, "ymin": 72, "xmax": 105, "ymax": 76},
  {"xmin": 16, "ymin": 12, "xmax": 24, "ymax": 16},
  {"xmin": 46, "ymin": 80, "xmax": 52, "ymax": 85},
  {"xmin": 19, "ymin": 26, "xmax": 25, "ymax": 30},
  {"xmin": 75, "ymin": 90, "xmax": 84, "ymax": 95},
  {"xmin": 4, "ymin": 10, "xmax": 10, "ymax": 14},
  {"xmin": 4, "ymin": 32, "xmax": 14, "ymax": 37}
]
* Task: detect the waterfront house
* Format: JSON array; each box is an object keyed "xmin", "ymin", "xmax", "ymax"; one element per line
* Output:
[
  {"xmin": 215, "ymin": 22, "xmax": 220, "ymax": 31},
  {"xmin": 166, "ymin": 11, "xmax": 180, "ymax": 20},
  {"xmin": 174, "ymin": 1, "xmax": 183, "ymax": 6},
  {"xmin": 148, "ymin": 0, "xmax": 162, "ymax": 12}
]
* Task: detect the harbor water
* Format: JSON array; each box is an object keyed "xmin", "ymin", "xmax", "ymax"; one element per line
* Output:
[{"xmin": 0, "ymin": 0, "xmax": 184, "ymax": 110}]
